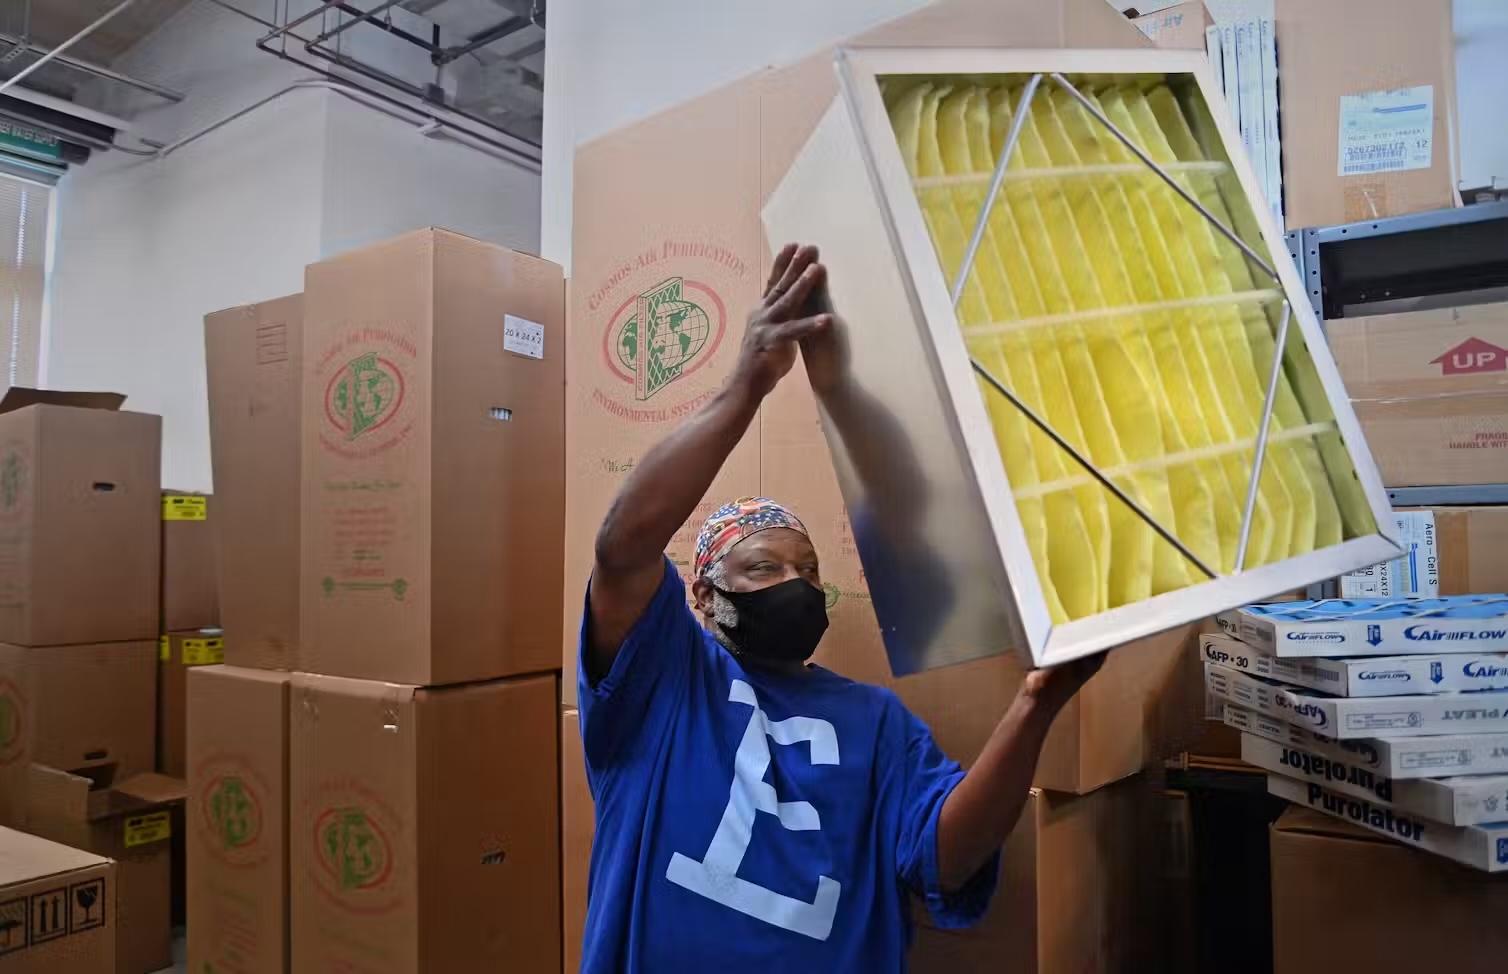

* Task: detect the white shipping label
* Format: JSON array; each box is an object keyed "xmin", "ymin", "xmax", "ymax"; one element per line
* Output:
[
  {"xmin": 1340, "ymin": 510, "xmax": 1437, "ymax": 598},
  {"xmin": 1337, "ymin": 86, "xmax": 1434, "ymax": 177},
  {"xmin": 503, "ymin": 314, "xmax": 545, "ymax": 359}
]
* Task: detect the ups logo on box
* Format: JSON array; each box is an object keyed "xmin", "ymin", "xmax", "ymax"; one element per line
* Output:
[{"xmin": 1431, "ymin": 337, "xmax": 1508, "ymax": 376}]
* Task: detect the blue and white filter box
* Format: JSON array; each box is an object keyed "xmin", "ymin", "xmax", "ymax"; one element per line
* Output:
[
  {"xmin": 1267, "ymin": 774, "xmax": 1508, "ymax": 872},
  {"xmin": 1225, "ymin": 700, "xmax": 1508, "ymax": 779},
  {"xmin": 1216, "ymin": 595, "xmax": 1508, "ymax": 658},
  {"xmin": 1200, "ymin": 632, "xmax": 1508, "ymax": 697},
  {"xmin": 1242, "ymin": 731, "xmax": 1508, "ymax": 826},
  {"xmin": 1204, "ymin": 661, "xmax": 1508, "ymax": 738}
]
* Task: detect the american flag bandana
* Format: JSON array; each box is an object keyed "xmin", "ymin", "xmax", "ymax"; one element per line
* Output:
[{"xmin": 693, "ymin": 497, "xmax": 809, "ymax": 578}]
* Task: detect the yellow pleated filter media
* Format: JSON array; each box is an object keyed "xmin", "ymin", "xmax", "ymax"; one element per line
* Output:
[{"xmin": 885, "ymin": 74, "xmax": 1371, "ymax": 624}]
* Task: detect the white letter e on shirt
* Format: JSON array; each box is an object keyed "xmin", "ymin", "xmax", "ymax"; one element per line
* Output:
[{"xmin": 665, "ymin": 679, "xmax": 841, "ymax": 941}]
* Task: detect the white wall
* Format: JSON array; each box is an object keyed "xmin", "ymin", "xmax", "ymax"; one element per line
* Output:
[
  {"xmin": 46, "ymin": 0, "xmax": 328, "ymax": 493},
  {"xmin": 539, "ymin": 0, "xmax": 929, "ymax": 272},
  {"xmin": 45, "ymin": 0, "xmax": 542, "ymax": 492},
  {"xmin": 319, "ymin": 96, "xmax": 541, "ymax": 258}
]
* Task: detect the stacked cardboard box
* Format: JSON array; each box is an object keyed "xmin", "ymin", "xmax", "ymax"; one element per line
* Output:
[
  {"xmin": 1205, "ymin": 601, "xmax": 1508, "ymax": 873},
  {"xmin": 559, "ymin": 0, "xmax": 1220, "ymax": 969},
  {"xmin": 0, "ymin": 825, "xmax": 117, "ymax": 972},
  {"xmin": 1330, "ymin": 302, "xmax": 1508, "ymax": 489},
  {"xmin": 196, "ymin": 228, "xmax": 566, "ymax": 974},
  {"xmin": 0, "ymin": 388, "xmax": 179, "ymax": 974}
]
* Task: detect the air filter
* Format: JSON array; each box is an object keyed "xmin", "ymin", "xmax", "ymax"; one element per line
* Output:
[{"xmin": 763, "ymin": 48, "xmax": 1399, "ymax": 672}]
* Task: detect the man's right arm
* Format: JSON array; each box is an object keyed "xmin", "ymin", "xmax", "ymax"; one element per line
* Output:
[{"xmin": 585, "ymin": 244, "xmax": 832, "ymax": 682}]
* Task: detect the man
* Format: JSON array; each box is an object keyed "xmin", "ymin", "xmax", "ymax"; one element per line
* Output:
[{"xmin": 578, "ymin": 244, "xmax": 1101, "ymax": 971}]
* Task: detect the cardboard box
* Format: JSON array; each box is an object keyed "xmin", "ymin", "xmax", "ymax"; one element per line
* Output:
[
  {"xmin": 0, "ymin": 641, "xmax": 157, "ymax": 826},
  {"xmin": 1243, "ymin": 732, "xmax": 1508, "ymax": 827},
  {"xmin": 0, "ymin": 825, "xmax": 115, "ymax": 973},
  {"xmin": 302, "ymin": 230, "xmax": 564, "ymax": 685},
  {"xmin": 205, "ymin": 295, "xmax": 303, "ymax": 671},
  {"xmin": 1271, "ymin": 806, "xmax": 1508, "ymax": 974},
  {"xmin": 1131, "ymin": 2, "xmax": 1212, "ymax": 50},
  {"xmin": 186, "ymin": 666, "xmax": 289, "ymax": 974},
  {"xmin": 1207, "ymin": 661, "xmax": 1508, "ymax": 739},
  {"xmin": 909, "ymin": 774, "xmax": 1167, "ymax": 973},
  {"xmin": 290, "ymin": 671, "xmax": 559, "ymax": 973},
  {"xmin": 561, "ymin": 708, "xmax": 589, "ymax": 974},
  {"xmin": 1202, "ymin": 631, "xmax": 1508, "ymax": 696},
  {"xmin": 155, "ymin": 630, "xmax": 224, "ymax": 779},
  {"xmin": 1275, "ymin": 0, "xmax": 1458, "ymax": 230},
  {"xmin": 160, "ymin": 492, "xmax": 217, "ymax": 632},
  {"xmin": 1329, "ymin": 304, "xmax": 1508, "ymax": 488},
  {"xmin": 0, "ymin": 389, "xmax": 160, "ymax": 647},
  {"xmin": 1266, "ymin": 774, "xmax": 1508, "ymax": 873},
  {"xmin": 25, "ymin": 768, "xmax": 184, "ymax": 974},
  {"xmin": 1226, "ymin": 699, "xmax": 1508, "ymax": 779},
  {"xmin": 1216, "ymin": 596, "xmax": 1508, "ymax": 658}
]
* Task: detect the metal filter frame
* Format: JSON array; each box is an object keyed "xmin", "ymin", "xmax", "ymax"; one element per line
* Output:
[{"xmin": 762, "ymin": 47, "xmax": 1401, "ymax": 672}]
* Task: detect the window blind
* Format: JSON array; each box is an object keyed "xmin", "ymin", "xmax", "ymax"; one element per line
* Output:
[{"xmin": 0, "ymin": 170, "xmax": 51, "ymax": 390}]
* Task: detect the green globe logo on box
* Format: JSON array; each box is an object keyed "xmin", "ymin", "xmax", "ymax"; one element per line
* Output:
[
  {"xmin": 324, "ymin": 352, "xmax": 406, "ymax": 441},
  {"xmin": 196, "ymin": 759, "xmax": 272, "ymax": 867},
  {"xmin": 614, "ymin": 278, "xmax": 714, "ymax": 400},
  {"xmin": 316, "ymin": 806, "xmax": 393, "ymax": 893},
  {"xmin": 0, "ymin": 444, "xmax": 26, "ymax": 522},
  {"xmin": 207, "ymin": 775, "xmax": 261, "ymax": 853},
  {"xmin": 599, "ymin": 276, "xmax": 728, "ymax": 414},
  {"xmin": 0, "ymin": 681, "xmax": 24, "ymax": 766}
]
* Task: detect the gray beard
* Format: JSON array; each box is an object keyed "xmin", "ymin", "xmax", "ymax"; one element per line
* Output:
[{"xmin": 709, "ymin": 589, "xmax": 741, "ymax": 654}]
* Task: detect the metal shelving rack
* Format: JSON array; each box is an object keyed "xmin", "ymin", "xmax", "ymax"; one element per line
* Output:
[{"xmin": 1284, "ymin": 202, "xmax": 1508, "ymax": 596}]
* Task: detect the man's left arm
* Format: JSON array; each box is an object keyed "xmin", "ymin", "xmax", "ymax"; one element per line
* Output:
[{"xmin": 934, "ymin": 655, "xmax": 1103, "ymax": 891}]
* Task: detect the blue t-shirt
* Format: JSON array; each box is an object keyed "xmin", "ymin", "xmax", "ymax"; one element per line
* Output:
[{"xmin": 576, "ymin": 558, "xmax": 998, "ymax": 973}]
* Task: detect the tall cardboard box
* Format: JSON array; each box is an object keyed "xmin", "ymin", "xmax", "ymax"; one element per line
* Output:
[
  {"xmin": 561, "ymin": 708, "xmax": 589, "ymax": 974},
  {"xmin": 25, "ymin": 768, "xmax": 184, "ymax": 974},
  {"xmin": 290, "ymin": 671, "xmax": 559, "ymax": 973},
  {"xmin": 1270, "ymin": 806, "xmax": 1508, "ymax": 973},
  {"xmin": 1276, "ymin": 0, "xmax": 1458, "ymax": 229},
  {"xmin": 0, "ymin": 641, "xmax": 157, "ymax": 826},
  {"xmin": 1329, "ymin": 303, "xmax": 1508, "ymax": 487},
  {"xmin": 155, "ymin": 630, "xmax": 224, "ymax": 779},
  {"xmin": 302, "ymin": 230, "xmax": 565, "ymax": 685},
  {"xmin": 910, "ymin": 775, "xmax": 1166, "ymax": 973},
  {"xmin": 0, "ymin": 390, "xmax": 160, "ymax": 647},
  {"xmin": 160, "ymin": 492, "xmax": 218, "ymax": 632},
  {"xmin": 0, "ymin": 825, "xmax": 115, "ymax": 973},
  {"xmin": 205, "ymin": 295, "xmax": 303, "ymax": 671},
  {"xmin": 186, "ymin": 666, "xmax": 289, "ymax": 974}
]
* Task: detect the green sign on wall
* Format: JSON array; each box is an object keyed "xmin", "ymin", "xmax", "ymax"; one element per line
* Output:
[{"xmin": 0, "ymin": 120, "xmax": 62, "ymax": 162}]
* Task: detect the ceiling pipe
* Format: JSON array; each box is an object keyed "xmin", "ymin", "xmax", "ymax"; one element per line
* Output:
[
  {"xmin": 200, "ymin": 0, "xmax": 541, "ymax": 160},
  {"xmin": 0, "ymin": 0, "xmax": 142, "ymax": 100},
  {"xmin": 0, "ymin": 31, "xmax": 184, "ymax": 101}
]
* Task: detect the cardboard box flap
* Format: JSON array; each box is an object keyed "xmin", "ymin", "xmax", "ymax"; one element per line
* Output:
[
  {"xmin": 1272, "ymin": 805, "xmax": 1390, "ymax": 845},
  {"xmin": 294, "ymin": 672, "xmax": 418, "ymax": 705},
  {"xmin": 26, "ymin": 764, "xmax": 92, "ymax": 823},
  {"xmin": 0, "ymin": 387, "xmax": 126, "ymax": 415},
  {"xmin": 113, "ymin": 773, "xmax": 187, "ymax": 807},
  {"xmin": 0, "ymin": 825, "xmax": 110, "ymax": 885}
]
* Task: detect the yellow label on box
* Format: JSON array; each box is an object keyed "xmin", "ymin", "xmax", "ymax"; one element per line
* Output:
[
  {"xmin": 159, "ymin": 635, "xmax": 170, "ymax": 661},
  {"xmin": 162, "ymin": 495, "xmax": 207, "ymax": 521},
  {"xmin": 181, "ymin": 638, "xmax": 224, "ymax": 666},
  {"xmin": 124, "ymin": 810, "xmax": 171, "ymax": 848}
]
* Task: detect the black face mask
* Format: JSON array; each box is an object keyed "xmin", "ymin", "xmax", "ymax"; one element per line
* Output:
[{"xmin": 714, "ymin": 578, "xmax": 830, "ymax": 663}]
